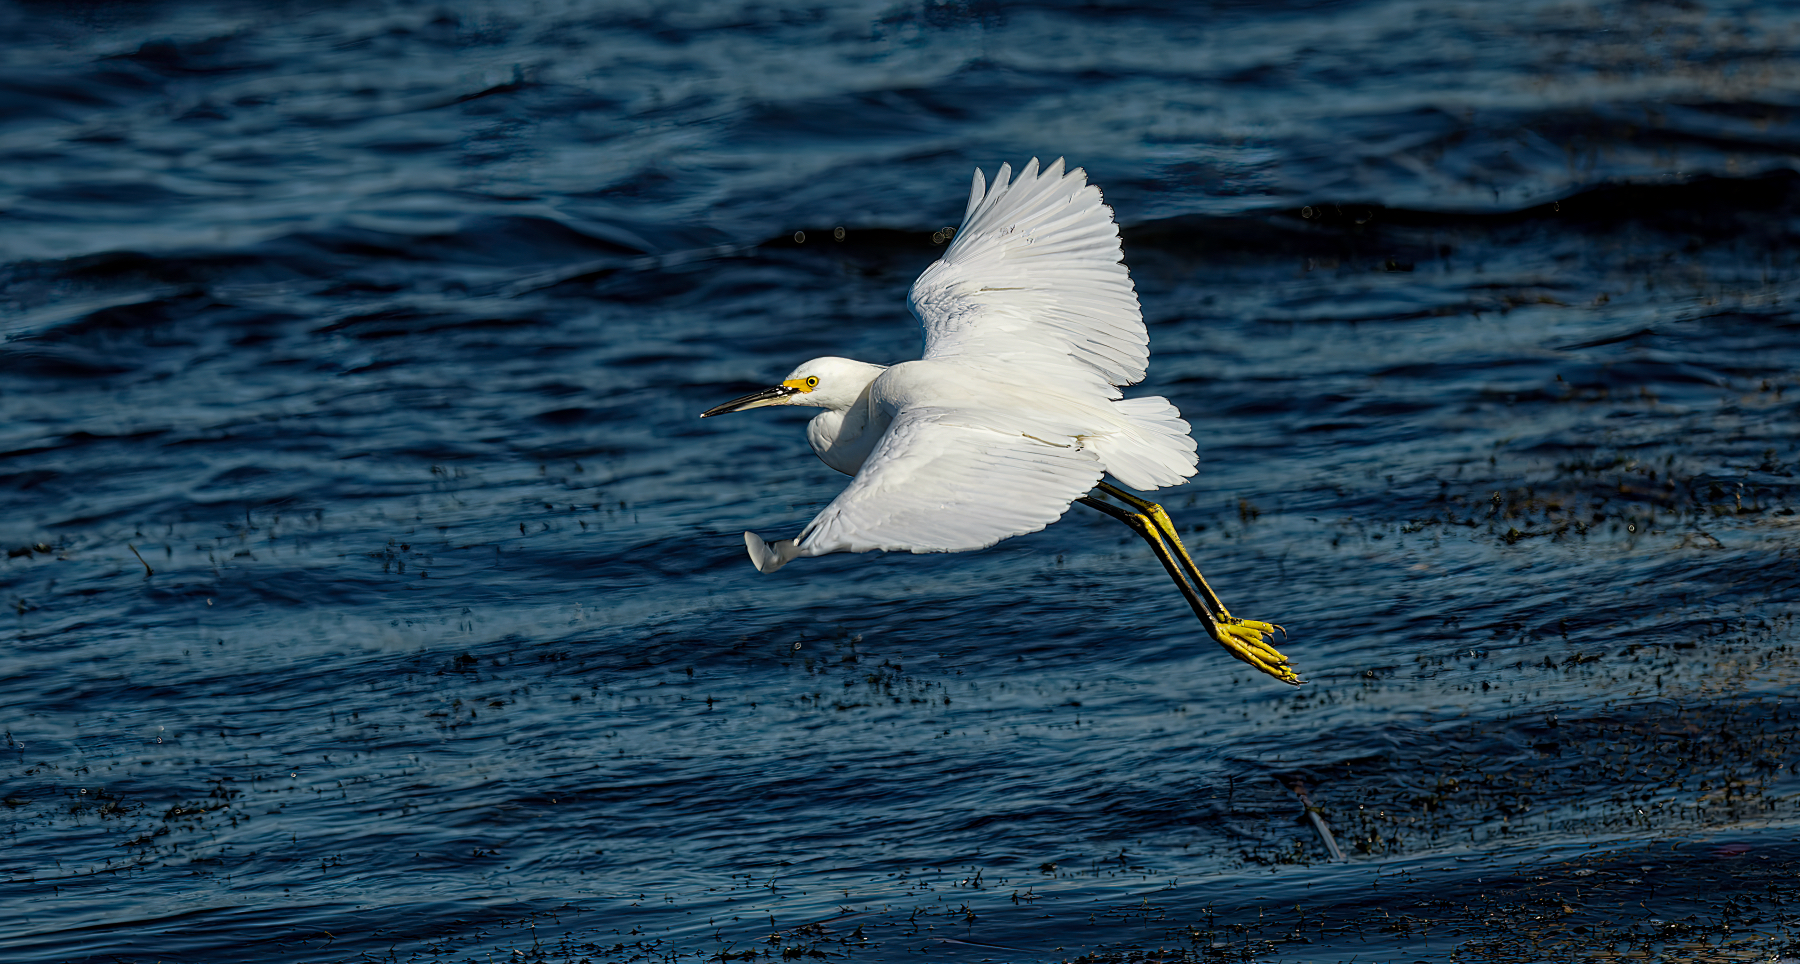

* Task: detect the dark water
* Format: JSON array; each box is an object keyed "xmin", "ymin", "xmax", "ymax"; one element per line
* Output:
[{"xmin": 4, "ymin": 2, "xmax": 1800, "ymax": 962}]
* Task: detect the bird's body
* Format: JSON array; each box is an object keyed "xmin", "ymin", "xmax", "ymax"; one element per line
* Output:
[
  {"xmin": 702, "ymin": 158, "xmax": 1300, "ymax": 684},
  {"xmin": 746, "ymin": 352, "xmax": 1198, "ymax": 571},
  {"xmin": 803, "ymin": 355, "xmax": 1191, "ymax": 482}
]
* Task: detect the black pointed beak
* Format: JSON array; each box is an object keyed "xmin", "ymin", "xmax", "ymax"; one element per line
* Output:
[{"xmin": 699, "ymin": 385, "xmax": 798, "ymax": 418}]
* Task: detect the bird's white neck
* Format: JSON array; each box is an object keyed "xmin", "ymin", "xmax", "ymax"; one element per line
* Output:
[{"xmin": 802, "ymin": 361, "xmax": 887, "ymax": 475}]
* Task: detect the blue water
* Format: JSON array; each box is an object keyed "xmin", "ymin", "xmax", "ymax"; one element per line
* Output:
[{"xmin": 4, "ymin": 2, "xmax": 1800, "ymax": 962}]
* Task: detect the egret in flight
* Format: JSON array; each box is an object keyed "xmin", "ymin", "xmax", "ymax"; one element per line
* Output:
[{"xmin": 701, "ymin": 158, "xmax": 1299, "ymax": 684}]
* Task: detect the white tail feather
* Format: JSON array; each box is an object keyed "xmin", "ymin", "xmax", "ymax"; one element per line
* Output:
[{"xmin": 1094, "ymin": 396, "xmax": 1198, "ymax": 490}]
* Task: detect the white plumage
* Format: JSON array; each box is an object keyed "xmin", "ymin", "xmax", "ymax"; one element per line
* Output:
[
  {"xmin": 702, "ymin": 157, "xmax": 1196, "ymax": 572},
  {"xmin": 701, "ymin": 157, "xmax": 1301, "ymax": 685}
]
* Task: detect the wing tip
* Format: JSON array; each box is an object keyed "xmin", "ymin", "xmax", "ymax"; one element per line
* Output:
[
  {"xmin": 965, "ymin": 167, "xmax": 988, "ymax": 222},
  {"xmin": 745, "ymin": 531, "xmax": 799, "ymax": 573}
]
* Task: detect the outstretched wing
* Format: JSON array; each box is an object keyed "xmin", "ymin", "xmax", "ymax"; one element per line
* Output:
[
  {"xmin": 908, "ymin": 157, "xmax": 1145, "ymax": 391},
  {"xmin": 793, "ymin": 406, "xmax": 1103, "ymax": 557}
]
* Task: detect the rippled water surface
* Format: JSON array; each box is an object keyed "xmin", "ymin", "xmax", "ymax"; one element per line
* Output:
[{"xmin": 4, "ymin": 2, "xmax": 1800, "ymax": 962}]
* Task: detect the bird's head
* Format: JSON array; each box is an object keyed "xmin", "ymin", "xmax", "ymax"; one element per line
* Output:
[{"xmin": 699, "ymin": 356, "xmax": 883, "ymax": 417}]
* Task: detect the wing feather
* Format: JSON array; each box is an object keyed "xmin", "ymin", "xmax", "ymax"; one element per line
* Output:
[
  {"xmin": 793, "ymin": 407, "xmax": 1103, "ymax": 557},
  {"xmin": 909, "ymin": 158, "xmax": 1147, "ymax": 390}
]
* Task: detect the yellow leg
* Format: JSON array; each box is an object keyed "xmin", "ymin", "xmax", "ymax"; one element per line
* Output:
[
  {"xmin": 1111, "ymin": 482, "xmax": 1295, "ymax": 674},
  {"xmin": 1077, "ymin": 493, "xmax": 1301, "ymax": 685},
  {"xmin": 1096, "ymin": 482, "xmax": 1257, "ymax": 625}
]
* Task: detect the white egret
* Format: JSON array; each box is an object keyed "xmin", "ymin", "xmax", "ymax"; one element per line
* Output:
[{"xmin": 701, "ymin": 158, "xmax": 1298, "ymax": 684}]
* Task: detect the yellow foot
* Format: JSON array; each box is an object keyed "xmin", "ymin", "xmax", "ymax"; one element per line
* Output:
[
  {"xmin": 1077, "ymin": 487, "xmax": 1304, "ymax": 687},
  {"xmin": 1209, "ymin": 616, "xmax": 1302, "ymax": 685}
]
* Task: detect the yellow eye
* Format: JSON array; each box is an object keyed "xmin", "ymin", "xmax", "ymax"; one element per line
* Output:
[{"xmin": 805, "ymin": 376, "xmax": 819, "ymax": 388}]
